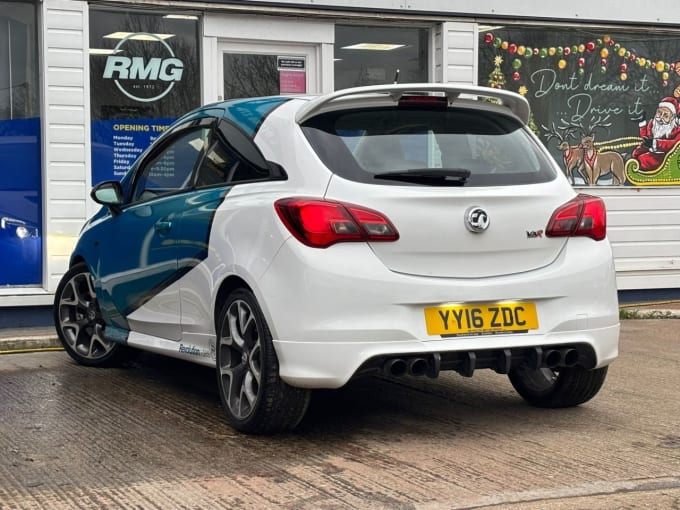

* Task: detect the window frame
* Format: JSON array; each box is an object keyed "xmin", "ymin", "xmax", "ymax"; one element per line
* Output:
[
  {"xmin": 127, "ymin": 117, "xmax": 217, "ymax": 205},
  {"xmin": 126, "ymin": 115, "xmax": 287, "ymax": 204}
]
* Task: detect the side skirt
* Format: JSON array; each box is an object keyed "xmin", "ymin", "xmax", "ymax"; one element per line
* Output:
[{"xmin": 127, "ymin": 331, "xmax": 216, "ymax": 367}]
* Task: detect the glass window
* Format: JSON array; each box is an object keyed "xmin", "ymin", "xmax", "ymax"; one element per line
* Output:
[
  {"xmin": 195, "ymin": 142, "xmax": 238, "ymax": 187},
  {"xmin": 334, "ymin": 25, "xmax": 429, "ymax": 90},
  {"xmin": 302, "ymin": 106, "xmax": 556, "ymax": 187},
  {"xmin": 133, "ymin": 127, "xmax": 210, "ymax": 201},
  {"xmin": 479, "ymin": 26, "xmax": 680, "ymax": 186},
  {"xmin": 223, "ymin": 54, "xmax": 280, "ymax": 99},
  {"xmin": 0, "ymin": 3, "xmax": 42, "ymax": 286},
  {"xmin": 222, "ymin": 53, "xmax": 307, "ymax": 100},
  {"xmin": 195, "ymin": 124, "xmax": 274, "ymax": 187},
  {"xmin": 89, "ymin": 10, "xmax": 201, "ymax": 186}
]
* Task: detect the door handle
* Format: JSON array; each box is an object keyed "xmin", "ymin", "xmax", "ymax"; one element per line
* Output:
[{"xmin": 154, "ymin": 220, "xmax": 172, "ymax": 232}]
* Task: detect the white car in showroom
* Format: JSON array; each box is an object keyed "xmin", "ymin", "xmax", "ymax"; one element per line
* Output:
[{"xmin": 54, "ymin": 84, "xmax": 620, "ymax": 434}]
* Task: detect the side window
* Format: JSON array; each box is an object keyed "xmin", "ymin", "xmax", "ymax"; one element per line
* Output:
[
  {"xmin": 133, "ymin": 127, "xmax": 211, "ymax": 202},
  {"xmin": 194, "ymin": 140, "xmax": 241, "ymax": 187},
  {"xmin": 195, "ymin": 121, "xmax": 272, "ymax": 187}
]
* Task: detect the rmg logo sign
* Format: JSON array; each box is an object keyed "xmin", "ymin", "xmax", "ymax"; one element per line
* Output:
[
  {"xmin": 102, "ymin": 32, "xmax": 184, "ymax": 103},
  {"xmin": 103, "ymin": 57, "xmax": 183, "ymax": 81}
]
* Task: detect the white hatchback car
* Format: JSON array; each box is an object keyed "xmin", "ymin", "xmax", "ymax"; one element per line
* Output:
[{"xmin": 54, "ymin": 84, "xmax": 619, "ymax": 434}]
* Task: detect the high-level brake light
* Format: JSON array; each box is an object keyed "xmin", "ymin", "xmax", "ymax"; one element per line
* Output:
[{"xmin": 398, "ymin": 95, "xmax": 448, "ymax": 108}]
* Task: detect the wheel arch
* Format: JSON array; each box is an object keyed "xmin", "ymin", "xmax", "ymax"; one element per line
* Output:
[
  {"xmin": 70, "ymin": 254, "xmax": 86, "ymax": 268},
  {"xmin": 213, "ymin": 275, "xmax": 254, "ymax": 333}
]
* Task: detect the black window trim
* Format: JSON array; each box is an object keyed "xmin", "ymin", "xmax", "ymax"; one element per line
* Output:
[{"xmin": 190, "ymin": 119, "xmax": 288, "ymax": 190}]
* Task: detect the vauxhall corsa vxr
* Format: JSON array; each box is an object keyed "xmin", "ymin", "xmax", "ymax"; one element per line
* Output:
[{"xmin": 54, "ymin": 84, "xmax": 620, "ymax": 434}]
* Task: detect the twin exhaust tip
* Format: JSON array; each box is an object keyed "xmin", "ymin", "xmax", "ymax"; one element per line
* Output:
[
  {"xmin": 382, "ymin": 348, "xmax": 580, "ymax": 379},
  {"xmin": 383, "ymin": 356, "xmax": 438, "ymax": 378},
  {"xmin": 544, "ymin": 348, "xmax": 579, "ymax": 369}
]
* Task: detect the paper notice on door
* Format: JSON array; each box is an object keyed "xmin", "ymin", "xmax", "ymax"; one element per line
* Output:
[{"xmin": 279, "ymin": 70, "xmax": 306, "ymax": 93}]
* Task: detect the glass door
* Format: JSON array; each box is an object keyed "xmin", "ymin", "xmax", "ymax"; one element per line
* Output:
[{"xmin": 218, "ymin": 42, "xmax": 318, "ymax": 100}]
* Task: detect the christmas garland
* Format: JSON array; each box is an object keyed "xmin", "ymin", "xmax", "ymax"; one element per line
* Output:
[{"xmin": 483, "ymin": 33, "xmax": 680, "ymax": 95}]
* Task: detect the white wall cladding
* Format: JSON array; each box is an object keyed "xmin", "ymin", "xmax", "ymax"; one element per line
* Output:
[
  {"xmin": 593, "ymin": 187, "xmax": 680, "ymax": 290},
  {"xmin": 441, "ymin": 22, "xmax": 477, "ymax": 85},
  {"xmin": 42, "ymin": 0, "xmax": 89, "ymax": 295}
]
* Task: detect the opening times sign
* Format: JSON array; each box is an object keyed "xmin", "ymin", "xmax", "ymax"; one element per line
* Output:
[{"xmin": 91, "ymin": 118, "xmax": 173, "ymax": 185}]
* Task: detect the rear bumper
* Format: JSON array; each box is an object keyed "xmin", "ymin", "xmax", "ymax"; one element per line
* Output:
[
  {"xmin": 273, "ymin": 325, "xmax": 619, "ymax": 388},
  {"xmin": 259, "ymin": 237, "xmax": 620, "ymax": 389}
]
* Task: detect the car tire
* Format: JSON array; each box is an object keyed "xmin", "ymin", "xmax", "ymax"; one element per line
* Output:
[
  {"xmin": 216, "ymin": 288, "xmax": 311, "ymax": 434},
  {"xmin": 54, "ymin": 262, "xmax": 131, "ymax": 366},
  {"xmin": 508, "ymin": 365, "xmax": 608, "ymax": 408}
]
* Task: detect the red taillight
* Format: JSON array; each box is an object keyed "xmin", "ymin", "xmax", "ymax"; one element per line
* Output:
[
  {"xmin": 546, "ymin": 194, "xmax": 606, "ymax": 241},
  {"xmin": 275, "ymin": 197, "xmax": 400, "ymax": 248}
]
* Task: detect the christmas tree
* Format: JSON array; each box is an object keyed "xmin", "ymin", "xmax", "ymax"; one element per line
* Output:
[
  {"xmin": 487, "ymin": 56, "xmax": 506, "ymax": 89},
  {"xmin": 486, "ymin": 56, "xmax": 539, "ymax": 136},
  {"xmin": 518, "ymin": 86, "xmax": 540, "ymax": 136}
]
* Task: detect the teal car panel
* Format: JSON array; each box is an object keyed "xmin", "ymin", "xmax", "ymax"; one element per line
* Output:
[
  {"xmin": 73, "ymin": 99, "xmax": 288, "ymax": 337},
  {"xmin": 221, "ymin": 97, "xmax": 291, "ymax": 137},
  {"xmin": 77, "ymin": 193, "xmax": 185, "ymax": 333}
]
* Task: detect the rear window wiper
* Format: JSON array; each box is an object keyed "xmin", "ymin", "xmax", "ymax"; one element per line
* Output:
[{"xmin": 374, "ymin": 168, "xmax": 471, "ymax": 186}]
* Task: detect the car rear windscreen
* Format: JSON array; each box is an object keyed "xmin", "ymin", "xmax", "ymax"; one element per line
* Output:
[{"xmin": 301, "ymin": 106, "xmax": 557, "ymax": 186}]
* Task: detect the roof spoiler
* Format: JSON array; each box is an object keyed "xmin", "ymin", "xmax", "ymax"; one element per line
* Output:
[{"xmin": 294, "ymin": 83, "xmax": 531, "ymax": 125}]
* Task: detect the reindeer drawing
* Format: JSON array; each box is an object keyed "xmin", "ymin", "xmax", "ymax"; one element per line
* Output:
[
  {"xmin": 543, "ymin": 121, "xmax": 586, "ymax": 185},
  {"xmin": 577, "ymin": 116, "xmax": 627, "ymax": 186}
]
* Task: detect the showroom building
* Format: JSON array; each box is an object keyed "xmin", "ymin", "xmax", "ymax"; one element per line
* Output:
[{"xmin": 3, "ymin": 0, "xmax": 680, "ymax": 311}]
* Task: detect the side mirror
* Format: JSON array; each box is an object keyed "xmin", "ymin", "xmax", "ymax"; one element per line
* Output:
[{"xmin": 91, "ymin": 181, "xmax": 124, "ymax": 215}]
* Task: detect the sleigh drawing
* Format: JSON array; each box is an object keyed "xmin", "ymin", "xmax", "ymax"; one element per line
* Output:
[{"xmin": 625, "ymin": 141, "xmax": 680, "ymax": 186}]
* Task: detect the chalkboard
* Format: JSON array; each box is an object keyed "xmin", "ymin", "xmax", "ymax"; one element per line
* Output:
[{"xmin": 478, "ymin": 27, "xmax": 680, "ymax": 186}]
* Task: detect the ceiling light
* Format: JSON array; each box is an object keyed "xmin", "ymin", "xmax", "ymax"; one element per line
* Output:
[
  {"xmin": 341, "ymin": 43, "xmax": 405, "ymax": 51},
  {"xmin": 163, "ymin": 14, "xmax": 199, "ymax": 20},
  {"xmin": 103, "ymin": 32, "xmax": 175, "ymax": 41},
  {"xmin": 88, "ymin": 48, "xmax": 121, "ymax": 55},
  {"xmin": 478, "ymin": 25, "xmax": 504, "ymax": 32}
]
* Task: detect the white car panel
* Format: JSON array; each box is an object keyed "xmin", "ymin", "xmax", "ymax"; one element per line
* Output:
[
  {"xmin": 325, "ymin": 176, "xmax": 574, "ymax": 278},
  {"xmin": 258, "ymin": 235, "xmax": 619, "ymax": 387}
]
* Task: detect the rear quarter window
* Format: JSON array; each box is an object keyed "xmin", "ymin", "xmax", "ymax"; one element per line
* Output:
[{"xmin": 301, "ymin": 106, "xmax": 557, "ymax": 186}]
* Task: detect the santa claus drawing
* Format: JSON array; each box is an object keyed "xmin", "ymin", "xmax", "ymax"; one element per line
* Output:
[{"xmin": 632, "ymin": 96, "xmax": 680, "ymax": 172}]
